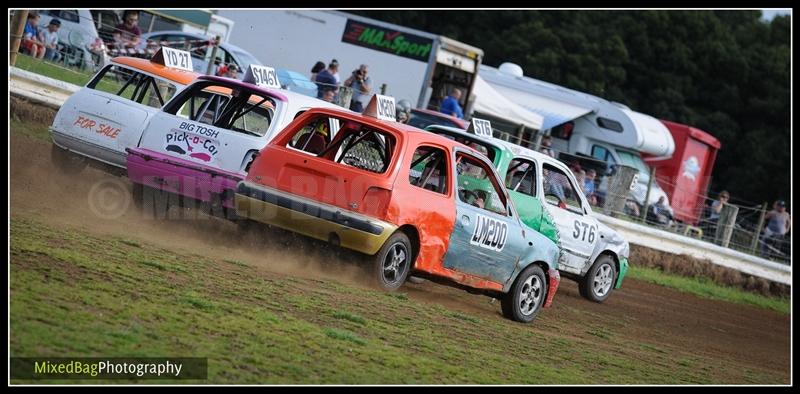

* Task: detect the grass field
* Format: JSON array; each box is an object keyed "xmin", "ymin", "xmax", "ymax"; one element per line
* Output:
[
  {"xmin": 10, "ymin": 216, "xmax": 788, "ymax": 384},
  {"xmin": 626, "ymin": 266, "xmax": 789, "ymax": 314}
]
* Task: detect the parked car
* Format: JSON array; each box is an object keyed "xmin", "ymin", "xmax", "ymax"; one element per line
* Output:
[
  {"xmin": 49, "ymin": 54, "xmax": 200, "ymax": 173},
  {"xmin": 425, "ymin": 124, "xmax": 630, "ymax": 303},
  {"xmin": 38, "ymin": 9, "xmax": 110, "ymax": 70},
  {"xmin": 125, "ymin": 75, "xmax": 344, "ymax": 217},
  {"xmin": 234, "ymin": 105, "xmax": 562, "ymax": 322},
  {"xmin": 407, "ymin": 108, "xmax": 469, "ymax": 130},
  {"xmin": 137, "ymin": 31, "xmax": 312, "ymax": 94}
]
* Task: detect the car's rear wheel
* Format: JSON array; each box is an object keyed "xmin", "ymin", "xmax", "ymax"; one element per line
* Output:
[
  {"xmin": 579, "ymin": 255, "xmax": 617, "ymax": 303},
  {"xmin": 372, "ymin": 232, "xmax": 412, "ymax": 291},
  {"xmin": 50, "ymin": 144, "xmax": 87, "ymax": 174},
  {"xmin": 501, "ymin": 264, "xmax": 546, "ymax": 323}
]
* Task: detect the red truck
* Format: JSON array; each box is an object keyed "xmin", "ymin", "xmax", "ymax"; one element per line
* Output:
[{"xmin": 643, "ymin": 120, "xmax": 721, "ymax": 225}]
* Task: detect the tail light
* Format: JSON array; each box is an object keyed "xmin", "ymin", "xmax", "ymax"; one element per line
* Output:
[{"xmin": 360, "ymin": 187, "xmax": 392, "ymax": 219}]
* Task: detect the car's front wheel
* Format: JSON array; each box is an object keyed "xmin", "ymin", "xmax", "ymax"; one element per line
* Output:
[
  {"xmin": 372, "ymin": 232, "xmax": 413, "ymax": 291},
  {"xmin": 501, "ymin": 264, "xmax": 546, "ymax": 323},
  {"xmin": 579, "ymin": 255, "xmax": 617, "ymax": 303}
]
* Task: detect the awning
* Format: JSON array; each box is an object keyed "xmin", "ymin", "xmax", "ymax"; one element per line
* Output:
[
  {"xmin": 148, "ymin": 10, "xmax": 213, "ymax": 29},
  {"xmin": 471, "ymin": 75, "xmax": 543, "ymax": 130},
  {"xmin": 488, "ymin": 83, "xmax": 594, "ymax": 131},
  {"xmin": 620, "ymin": 108, "xmax": 675, "ymax": 157}
]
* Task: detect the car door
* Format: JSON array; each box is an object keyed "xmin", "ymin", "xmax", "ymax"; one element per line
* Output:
[
  {"xmin": 443, "ymin": 149, "xmax": 527, "ymax": 284},
  {"xmin": 541, "ymin": 161, "xmax": 599, "ymax": 274},
  {"xmin": 50, "ymin": 63, "xmax": 180, "ymax": 167}
]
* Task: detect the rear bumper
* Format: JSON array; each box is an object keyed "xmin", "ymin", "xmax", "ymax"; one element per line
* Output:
[
  {"xmin": 126, "ymin": 148, "xmax": 242, "ymax": 209},
  {"xmin": 50, "ymin": 128, "xmax": 126, "ymax": 168},
  {"xmin": 615, "ymin": 257, "xmax": 629, "ymax": 289},
  {"xmin": 544, "ymin": 268, "xmax": 560, "ymax": 308},
  {"xmin": 235, "ymin": 180, "xmax": 397, "ymax": 255}
]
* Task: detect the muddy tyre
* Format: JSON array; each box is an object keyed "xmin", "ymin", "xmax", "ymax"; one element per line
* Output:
[
  {"xmin": 372, "ymin": 232, "xmax": 413, "ymax": 291},
  {"xmin": 501, "ymin": 264, "xmax": 546, "ymax": 323},
  {"xmin": 50, "ymin": 144, "xmax": 87, "ymax": 174},
  {"xmin": 579, "ymin": 255, "xmax": 617, "ymax": 303}
]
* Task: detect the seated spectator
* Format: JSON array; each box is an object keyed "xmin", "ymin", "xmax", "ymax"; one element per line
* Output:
[
  {"xmin": 113, "ymin": 10, "xmax": 141, "ymax": 50},
  {"xmin": 39, "ymin": 18, "xmax": 62, "ymax": 63},
  {"xmin": 21, "ymin": 12, "xmax": 45, "ymax": 59},
  {"xmin": 647, "ymin": 196, "xmax": 673, "ymax": 226}
]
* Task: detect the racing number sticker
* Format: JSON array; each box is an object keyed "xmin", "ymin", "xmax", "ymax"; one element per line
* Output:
[
  {"xmin": 470, "ymin": 213, "xmax": 508, "ymax": 252},
  {"xmin": 246, "ymin": 65, "xmax": 281, "ymax": 89},
  {"xmin": 471, "ymin": 118, "xmax": 493, "ymax": 138},
  {"xmin": 159, "ymin": 47, "xmax": 193, "ymax": 72},
  {"xmin": 572, "ymin": 220, "xmax": 596, "ymax": 244}
]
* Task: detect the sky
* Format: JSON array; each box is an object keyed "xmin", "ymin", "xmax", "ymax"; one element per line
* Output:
[{"xmin": 761, "ymin": 9, "xmax": 791, "ymax": 21}]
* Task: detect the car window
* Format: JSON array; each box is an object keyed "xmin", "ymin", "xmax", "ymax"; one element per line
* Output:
[
  {"xmin": 289, "ymin": 116, "xmax": 335, "ymax": 155},
  {"xmin": 408, "ymin": 145, "xmax": 448, "ymax": 195},
  {"xmin": 165, "ymin": 82, "xmax": 276, "ymax": 137},
  {"xmin": 506, "ymin": 158, "xmax": 537, "ymax": 197},
  {"xmin": 283, "ymin": 117, "xmax": 396, "ymax": 174},
  {"xmin": 87, "ymin": 64, "xmax": 179, "ymax": 109},
  {"xmin": 591, "ymin": 145, "xmax": 615, "ymax": 165},
  {"xmin": 456, "ymin": 152, "xmax": 508, "ymax": 216},
  {"xmin": 543, "ymin": 163, "xmax": 583, "ymax": 213}
]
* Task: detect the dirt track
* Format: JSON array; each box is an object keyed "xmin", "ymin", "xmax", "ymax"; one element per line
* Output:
[{"xmin": 9, "ymin": 128, "xmax": 791, "ymax": 383}]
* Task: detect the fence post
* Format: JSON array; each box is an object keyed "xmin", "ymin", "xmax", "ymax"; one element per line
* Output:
[
  {"xmin": 10, "ymin": 10, "xmax": 29, "ymax": 67},
  {"xmin": 603, "ymin": 165, "xmax": 638, "ymax": 218},
  {"xmin": 750, "ymin": 202, "xmax": 768, "ymax": 253},
  {"xmin": 205, "ymin": 36, "xmax": 221, "ymax": 76},
  {"xmin": 714, "ymin": 203, "xmax": 739, "ymax": 248},
  {"xmin": 639, "ymin": 167, "xmax": 656, "ymax": 223}
]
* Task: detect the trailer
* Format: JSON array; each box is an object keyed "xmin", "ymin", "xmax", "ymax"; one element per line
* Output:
[
  {"xmin": 643, "ymin": 120, "xmax": 721, "ymax": 225},
  {"xmin": 217, "ymin": 10, "xmax": 483, "ymax": 114}
]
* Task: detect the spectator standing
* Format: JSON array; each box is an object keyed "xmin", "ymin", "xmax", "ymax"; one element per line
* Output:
[
  {"xmin": 583, "ymin": 168, "xmax": 598, "ymax": 205},
  {"xmin": 315, "ymin": 59, "xmax": 339, "ymax": 100},
  {"xmin": 21, "ymin": 12, "xmax": 45, "ymax": 59},
  {"xmin": 344, "ymin": 64, "xmax": 372, "ymax": 113},
  {"xmin": 113, "ymin": 10, "xmax": 141, "ymax": 50},
  {"xmin": 439, "ymin": 88, "xmax": 464, "ymax": 119},
  {"xmin": 539, "ymin": 135, "xmax": 557, "ymax": 158},
  {"xmin": 760, "ymin": 200, "xmax": 791, "ymax": 253},
  {"xmin": 310, "ymin": 61, "xmax": 325, "ymax": 81},
  {"xmin": 709, "ymin": 190, "xmax": 730, "ymax": 222},
  {"xmin": 39, "ymin": 18, "xmax": 61, "ymax": 62}
]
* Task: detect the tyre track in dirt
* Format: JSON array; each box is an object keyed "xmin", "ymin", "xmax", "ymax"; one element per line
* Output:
[{"xmin": 10, "ymin": 130, "xmax": 791, "ymax": 382}]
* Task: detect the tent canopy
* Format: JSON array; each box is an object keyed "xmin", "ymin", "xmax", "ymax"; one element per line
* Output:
[{"xmin": 471, "ymin": 75, "xmax": 543, "ymax": 131}]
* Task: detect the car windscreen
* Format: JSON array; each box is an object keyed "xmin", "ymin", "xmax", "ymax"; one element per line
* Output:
[
  {"xmin": 426, "ymin": 128, "xmax": 497, "ymax": 164},
  {"xmin": 617, "ymin": 150, "xmax": 650, "ymax": 182},
  {"xmin": 164, "ymin": 81, "xmax": 276, "ymax": 137}
]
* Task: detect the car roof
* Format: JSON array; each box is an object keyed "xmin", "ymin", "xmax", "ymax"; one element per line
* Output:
[
  {"xmin": 300, "ymin": 108, "xmax": 477, "ymax": 154},
  {"xmin": 495, "ymin": 139, "xmax": 569, "ymax": 169},
  {"xmin": 111, "ymin": 57, "xmax": 200, "ymax": 85},
  {"xmin": 425, "ymin": 124, "xmax": 513, "ymax": 154},
  {"xmin": 411, "ymin": 108, "xmax": 469, "ymax": 129},
  {"xmin": 194, "ymin": 75, "xmax": 343, "ymax": 110}
]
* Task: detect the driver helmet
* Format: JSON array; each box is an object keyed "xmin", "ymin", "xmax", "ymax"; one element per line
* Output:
[{"xmin": 396, "ymin": 99, "xmax": 412, "ymax": 124}]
